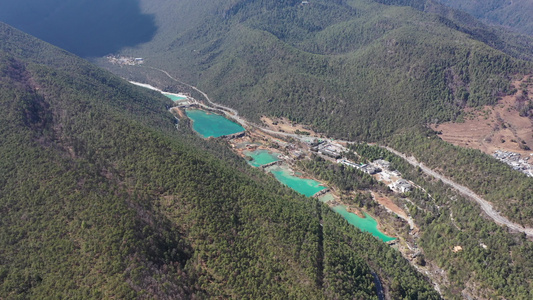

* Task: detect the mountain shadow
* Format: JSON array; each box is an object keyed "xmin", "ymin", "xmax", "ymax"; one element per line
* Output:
[{"xmin": 0, "ymin": 0, "xmax": 157, "ymax": 57}]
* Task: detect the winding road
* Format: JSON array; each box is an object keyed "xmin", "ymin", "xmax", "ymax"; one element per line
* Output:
[
  {"xmin": 384, "ymin": 147, "xmax": 533, "ymax": 237},
  {"xmin": 146, "ymin": 66, "xmax": 533, "ymax": 238}
]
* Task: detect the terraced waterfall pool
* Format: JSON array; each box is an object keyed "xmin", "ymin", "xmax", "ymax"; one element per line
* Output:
[
  {"xmin": 163, "ymin": 93, "xmax": 188, "ymax": 102},
  {"xmin": 266, "ymin": 165, "xmax": 326, "ymax": 197},
  {"xmin": 245, "ymin": 151, "xmax": 395, "ymax": 242},
  {"xmin": 244, "ymin": 149, "xmax": 280, "ymax": 167},
  {"xmin": 134, "ymin": 81, "xmax": 394, "ymax": 242}
]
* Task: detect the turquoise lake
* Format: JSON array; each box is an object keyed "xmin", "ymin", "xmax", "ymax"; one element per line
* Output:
[
  {"xmin": 244, "ymin": 149, "xmax": 280, "ymax": 167},
  {"xmin": 266, "ymin": 165, "xmax": 393, "ymax": 242},
  {"xmin": 185, "ymin": 109, "xmax": 245, "ymax": 138},
  {"xmin": 268, "ymin": 166, "xmax": 326, "ymax": 197},
  {"xmin": 332, "ymin": 206, "xmax": 396, "ymax": 242},
  {"xmin": 163, "ymin": 93, "xmax": 187, "ymax": 101}
]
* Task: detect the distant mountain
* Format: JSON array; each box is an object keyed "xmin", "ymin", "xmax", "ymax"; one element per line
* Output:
[
  {"xmin": 99, "ymin": 0, "xmax": 533, "ymax": 141},
  {"xmin": 437, "ymin": 0, "xmax": 533, "ymax": 36},
  {"xmin": 0, "ymin": 22, "xmax": 439, "ymax": 299}
]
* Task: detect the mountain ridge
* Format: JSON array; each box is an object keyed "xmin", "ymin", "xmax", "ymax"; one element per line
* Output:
[{"xmin": 97, "ymin": 0, "xmax": 533, "ymax": 142}]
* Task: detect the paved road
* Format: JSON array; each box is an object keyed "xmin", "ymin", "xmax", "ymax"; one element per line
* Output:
[
  {"xmin": 384, "ymin": 147, "xmax": 533, "ymax": 237},
  {"xmin": 146, "ymin": 65, "xmax": 533, "ymax": 237}
]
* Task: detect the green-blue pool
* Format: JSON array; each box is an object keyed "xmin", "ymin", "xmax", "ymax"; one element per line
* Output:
[
  {"xmin": 332, "ymin": 205, "xmax": 396, "ymax": 242},
  {"xmin": 185, "ymin": 109, "xmax": 245, "ymax": 138},
  {"xmin": 163, "ymin": 93, "xmax": 187, "ymax": 102},
  {"xmin": 244, "ymin": 149, "xmax": 280, "ymax": 167},
  {"xmin": 268, "ymin": 165, "xmax": 326, "ymax": 197}
]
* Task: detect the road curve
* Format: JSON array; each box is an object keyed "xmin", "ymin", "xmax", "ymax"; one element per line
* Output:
[
  {"xmin": 149, "ymin": 66, "xmax": 316, "ymax": 140},
  {"xmin": 383, "ymin": 147, "xmax": 533, "ymax": 237},
  {"xmin": 144, "ymin": 66, "xmax": 533, "ymax": 237},
  {"xmin": 147, "ymin": 67, "xmax": 239, "ymax": 115}
]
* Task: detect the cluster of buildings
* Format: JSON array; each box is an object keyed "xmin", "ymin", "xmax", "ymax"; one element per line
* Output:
[
  {"xmin": 309, "ymin": 139, "xmax": 347, "ymax": 159},
  {"xmin": 283, "ymin": 138, "xmax": 416, "ymax": 194},
  {"xmin": 390, "ymin": 179, "xmax": 413, "ymax": 193},
  {"xmin": 337, "ymin": 159, "xmax": 378, "ymax": 174},
  {"xmin": 106, "ymin": 55, "xmax": 144, "ymax": 66},
  {"xmin": 337, "ymin": 157, "xmax": 413, "ymax": 193},
  {"xmin": 492, "ymin": 150, "xmax": 533, "ymax": 177}
]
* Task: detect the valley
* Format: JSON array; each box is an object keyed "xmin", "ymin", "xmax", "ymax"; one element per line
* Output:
[
  {"xmin": 135, "ymin": 67, "xmax": 533, "ymax": 297},
  {"xmin": 3, "ymin": 22, "xmax": 444, "ymax": 299},
  {"xmin": 150, "ymin": 64, "xmax": 533, "ymax": 238},
  {"xmin": 2, "ymin": 0, "xmax": 533, "ymax": 298}
]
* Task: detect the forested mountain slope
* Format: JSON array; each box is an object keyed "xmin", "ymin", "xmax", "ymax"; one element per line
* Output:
[
  {"xmin": 437, "ymin": 0, "xmax": 533, "ymax": 37},
  {"xmin": 0, "ymin": 23, "xmax": 439, "ymax": 299},
  {"xmin": 97, "ymin": 0, "xmax": 533, "ymax": 230},
  {"xmin": 96, "ymin": 0, "xmax": 533, "ymax": 141}
]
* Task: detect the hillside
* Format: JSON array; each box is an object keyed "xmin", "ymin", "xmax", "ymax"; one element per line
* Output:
[
  {"xmin": 97, "ymin": 0, "xmax": 533, "ymax": 229},
  {"xmin": 89, "ymin": 0, "xmax": 527, "ymax": 139},
  {"xmin": 437, "ymin": 0, "xmax": 533, "ymax": 36},
  {"xmin": 0, "ymin": 23, "xmax": 441, "ymax": 298},
  {"xmin": 2, "ymin": 2, "xmax": 533, "ymax": 298},
  {"xmin": 2, "ymin": 1, "xmax": 532, "ymax": 140}
]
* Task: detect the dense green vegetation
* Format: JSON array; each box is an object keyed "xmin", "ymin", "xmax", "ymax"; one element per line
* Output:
[
  {"xmin": 102, "ymin": 1, "xmax": 533, "ymax": 297},
  {"xmin": 3, "ymin": 0, "xmax": 533, "ymax": 297},
  {"xmin": 97, "ymin": 0, "xmax": 533, "ymax": 141},
  {"xmin": 5, "ymin": 0, "xmax": 532, "ymax": 228},
  {"xmin": 0, "ymin": 23, "xmax": 440, "ymax": 298},
  {"xmin": 99, "ymin": 0, "xmax": 533, "ymax": 235}
]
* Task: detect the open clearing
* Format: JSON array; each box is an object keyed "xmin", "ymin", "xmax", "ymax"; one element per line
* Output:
[
  {"xmin": 431, "ymin": 77, "xmax": 533, "ymax": 156},
  {"xmin": 372, "ymin": 192, "xmax": 408, "ymax": 221},
  {"xmin": 261, "ymin": 116, "xmax": 319, "ymax": 137}
]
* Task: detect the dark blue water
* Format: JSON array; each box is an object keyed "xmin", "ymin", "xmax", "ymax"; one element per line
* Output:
[{"xmin": 0, "ymin": 0, "xmax": 157, "ymax": 57}]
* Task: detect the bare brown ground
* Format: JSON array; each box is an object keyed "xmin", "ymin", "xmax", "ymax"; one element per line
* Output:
[
  {"xmin": 431, "ymin": 77, "xmax": 533, "ymax": 156},
  {"xmin": 230, "ymin": 133, "xmax": 270, "ymax": 158},
  {"xmin": 170, "ymin": 107, "xmax": 185, "ymax": 118},
  {"xmin": 372, "ymin": 192, "xmax": 409, "ymax": 220},
  {"xmin": 261, "ymin": 116, "xmax": 319, "ymax": 136}
]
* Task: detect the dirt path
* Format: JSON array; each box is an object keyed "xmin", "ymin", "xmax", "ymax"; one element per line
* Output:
[
  {"xmin": 383, "ymin": 147, "xmax": 533, "ymax": 237},
  {"xmin": 371, "ymin": 192, "xmax": 416, "ymax": 230}
]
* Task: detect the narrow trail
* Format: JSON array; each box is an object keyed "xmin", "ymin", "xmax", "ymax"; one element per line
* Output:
[
  {"xmin": 146, "ymin": 66, "xmax": 533, "ymax": 237},
  {"xmin": 384, "ymin": 147, "xmax": 533, "ymax": 237}
]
